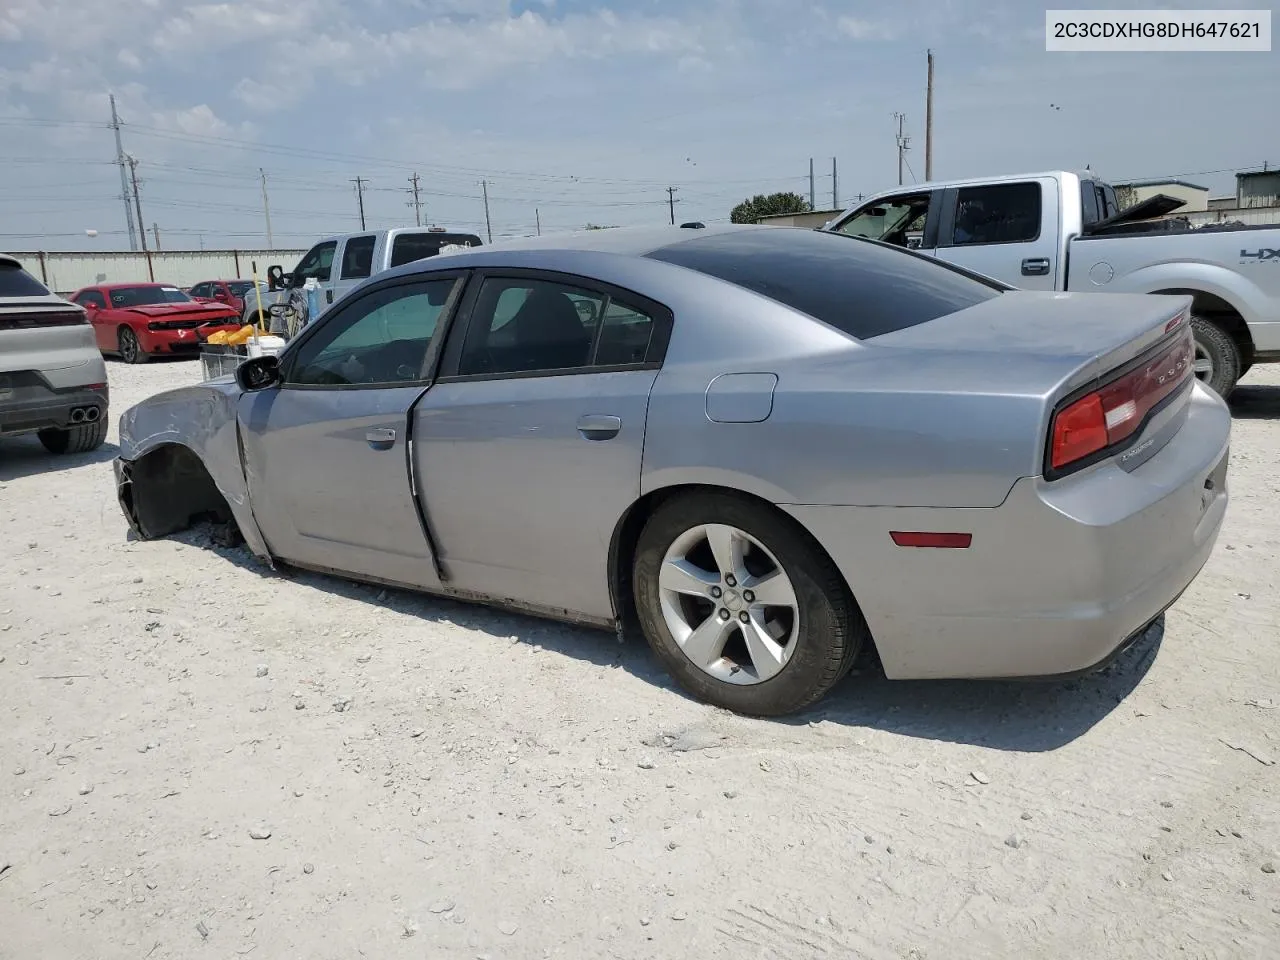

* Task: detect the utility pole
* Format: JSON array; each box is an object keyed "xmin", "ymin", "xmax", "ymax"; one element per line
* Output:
[
  {"xmin": 893, "ymin": 112, "xmax": 911, "ymax": 186},
  {"xmin": 260, "ymin": 168, "xmax": 274, "ymax": 250},
  {"xmin": 831, "ymin": 158, "xmax": 838, "ymax": 209},
  {"xmin": 666, "ymin": 186, "xmax": 678, "ymax": 225},
  {"xmin": 126, "ymin": 155, "xmax": 148, "ymax": 253},
  {"xmin": 481, "ymin": 180, "xmax": 492, "ymax": 242},
  {"xmin": 925, "ymin": 50, "xmax": 935, "ymax": 181},
  {"xmin": 109, "ymin": 94, "xmax": 138, "ymax": 251},
  {"xmin": 407, "ymin": 172, "xmax": 423, "ymax": 227},
  {"xmin": 809, "ymin": 158, "xmax": 816, "ymax": 210},
  {"xmin": 351, "ymin": 177, "xmax": 367, "ymax": 230},
  {"xmin": 152, "ymin": 222, "xmax": 160, "ymax": 251},
  {"xmin": 535, "ymin": 208, "xmax": 541, "ymax": 236}
]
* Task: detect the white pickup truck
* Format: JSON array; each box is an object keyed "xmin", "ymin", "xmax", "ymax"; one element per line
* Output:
[{"xmin": 821, "ymin": 170, "xmax": 1280, "ymax": 397}]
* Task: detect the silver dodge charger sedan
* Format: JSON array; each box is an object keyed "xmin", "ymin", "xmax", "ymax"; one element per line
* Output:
[{"xmin": 114, "ymin": 225, "xmax": 1230, "ymax": 717}]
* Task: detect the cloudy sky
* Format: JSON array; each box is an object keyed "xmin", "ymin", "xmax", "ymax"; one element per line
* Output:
[{"xmin": 1, "ymin": 0, "xmax": 1275, "ymax": 252}]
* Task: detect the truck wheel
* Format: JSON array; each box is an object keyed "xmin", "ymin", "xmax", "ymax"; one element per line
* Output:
[
  {"xmin": 1191, "ymin": 317, "xmax": 1239, "ymax": 399},
  {"xmin": 38, "ymin": 417, "xmax": 108, "ymax": 455}
]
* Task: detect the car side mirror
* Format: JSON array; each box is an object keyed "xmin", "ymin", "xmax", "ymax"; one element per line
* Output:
[
  {"xmin": 266, "ymin": 265, "xmax": 285, "ymax": 291},
  {"xmin": 235, "ymin": 354, "xmax": 281, "ymax": 392}
]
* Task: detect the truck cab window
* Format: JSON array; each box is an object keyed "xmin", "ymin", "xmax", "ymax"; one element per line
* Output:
[
  {"xmin": 292, "ymin": 241, "xmax": 337, "ymax": 286},
  {"xmin": 951, "ymin": 182, "xmax": 1041, "ymax": 246},
  {"xmin": 834, "ymin": 194, "xmax": 930, "ymax": 248}
]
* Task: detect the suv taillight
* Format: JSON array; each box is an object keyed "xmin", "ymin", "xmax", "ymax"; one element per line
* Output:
[{"xmin": 1049, "ymin": 328, "xmax": 1194, "ymax": 473}]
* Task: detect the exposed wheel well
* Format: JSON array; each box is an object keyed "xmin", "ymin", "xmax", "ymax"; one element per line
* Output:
[
  {"xmin": 1153, "ymin": 288, "xmax": 1253, "ymax": 369},
  {"xmin": 118, "ymin": 443, "xmax": 234, "ymax": 540},
  {"xmin": 607, "ymin": 482, "xmax": 874, "ymax": 655}
]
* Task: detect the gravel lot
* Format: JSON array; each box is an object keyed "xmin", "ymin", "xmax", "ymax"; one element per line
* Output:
[{"xmin": 2, "ymin": 359, "xmax": 1278, "ymax": 959}]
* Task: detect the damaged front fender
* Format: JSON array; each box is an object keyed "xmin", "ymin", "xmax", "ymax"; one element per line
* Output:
[{"xmin": 114, "ymin": 379, "xmax": 272, "ymax": 561}]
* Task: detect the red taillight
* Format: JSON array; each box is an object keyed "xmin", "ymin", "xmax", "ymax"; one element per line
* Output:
[
  {"xmin": 1049, "ymin": 330, "xmax": 1194, "ymax": 473},
  {"xmin": 890, "ymin": 531, "xmax": 972, "ymax": 548}
]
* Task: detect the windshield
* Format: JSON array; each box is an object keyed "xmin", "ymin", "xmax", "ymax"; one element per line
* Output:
[{"xmin": 108, "ymin": 286, "xmax": 192, "ymax": 307}]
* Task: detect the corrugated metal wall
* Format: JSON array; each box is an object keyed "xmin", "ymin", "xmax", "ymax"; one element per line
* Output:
[{"xmin": 7, "ymin": 249, "xmax": 306, "ymax": 296}]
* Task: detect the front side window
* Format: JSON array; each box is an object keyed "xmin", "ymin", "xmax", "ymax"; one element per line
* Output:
[
  {"xmin": 189, "ymin": 282, "xmax": 210, "ymax": 298},
  {"xmin": 340, "ymin": 235, "xmax": 377, "ymax": 280},
  {"xmin": 108, "ymin": 286, "xmax": 191, "ymax": 307},
  {"xmin": 286, "ymin": 278, "xmax": 458, "ymax": 387},
  {"xmin": 292, "ymin": 241, "xmax": 337, "ymax": 285},
  {"xmin": 950, "ymin": 182, "xmax": 1042, "ymax": 246},
  {"xmin": 834, "ymin": 193, "xmax": 930, "ymax": 248},
  {"xmin": 458, "ymin": 278, "xmax": 605, "ymax": 376}
]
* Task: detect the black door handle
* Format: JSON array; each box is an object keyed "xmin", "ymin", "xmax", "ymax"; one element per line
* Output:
[
  {"xmin": 1021, "ymin": 257, "xmax": 1051, "ymax": 276},
  {"xmin": 577, "ymin": 415, "xmax": 621, "ymax": 441},
  {"xmin": 325, "ymin": 289, "xmax": 334, "ymax": 304}
]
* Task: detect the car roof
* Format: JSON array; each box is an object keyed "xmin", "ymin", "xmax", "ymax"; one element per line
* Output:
[
  {"xmin": 0, "ymin": 254, "xmax": 21, "ymax": 269},
  {"xmin": 424, "ymin": 223, "xmax": 787, "ymax": 261}
]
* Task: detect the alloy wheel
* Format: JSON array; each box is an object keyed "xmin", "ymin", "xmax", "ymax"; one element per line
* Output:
[
  {"xmin": 657, "ymin": 523, "xmax": 799, "ymax": 685},
  {"xmin": 1193, "ymin": 340, "xmax": 1214, "ymax": 384}
]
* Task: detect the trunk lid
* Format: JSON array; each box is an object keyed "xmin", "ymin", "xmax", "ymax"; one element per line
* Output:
[
  {"xmin": 868, "ymin": 289, "xmax": 1191, "ymax": 405},
  {"xmin": 0, "ymin": 303, "xmax": 99, "ymax": 376}
]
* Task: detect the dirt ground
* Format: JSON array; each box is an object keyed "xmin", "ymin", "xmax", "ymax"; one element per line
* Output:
[{"xmin": 2, "ymin": 358, "xmax": 1278, "ymax": 960}]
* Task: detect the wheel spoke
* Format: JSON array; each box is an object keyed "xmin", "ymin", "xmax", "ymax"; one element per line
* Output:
[
  {"xmin": 704, "ymin": 524, "xmax": 746, "ymax": 583},
  {"xmin": 1193, "ymin": 358, "xmax": 1213, "ymax": 375},
  {"xmin": 741, "ymin": 612, "xmax": 788, "ymax": 682},
  {"xmin": 679, "ymin": 613, "xmax": 734, "ymax": 670},
  {"xmin": 659, "ymin": 558, "xmax": 719, "ymax": 597},
  {"xmin": 743, "ymin": 569, "xmax": 796, "ymax": 610}
]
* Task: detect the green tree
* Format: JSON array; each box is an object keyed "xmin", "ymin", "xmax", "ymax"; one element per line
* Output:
[{"xmin": 730, "ymin": 192, "xmax": 812, "ymax": 224}]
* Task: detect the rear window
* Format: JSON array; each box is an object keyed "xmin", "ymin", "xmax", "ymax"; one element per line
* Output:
[
  {"xmin": 0, "ymin": 261, "xmax": 50, "ymax": 298},
  {"xmin": 390, "ymin": 232, "xmax": 482, "ymax": 268},
  {"xmin": 644, "ymin": 228, "xmax": 1003, "ymax": 340}
]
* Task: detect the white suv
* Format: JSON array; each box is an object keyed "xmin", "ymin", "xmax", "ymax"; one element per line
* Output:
[{"xmin": 0, "ymin": 255, "xmax": 109, "ymax": 454}]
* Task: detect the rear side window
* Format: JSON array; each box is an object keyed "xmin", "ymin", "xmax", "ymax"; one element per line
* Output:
[
  {"xmin": 340, "ymin": 235, "xmax": 376, "ymax": 279},
  {"xmin": 390, "ymin": 233, "xmax": 482, "ymax": 268},
  {"xmin": 645, "ymin": 229, "xmax": 1002, "ymax": 341},
  {"xmin": 951, "ymin": 182, "xmax": 1042, "ymax": 245},
  {"xmin": 0, "ymin": 261, "xmax": 50, "ymax": 297}
]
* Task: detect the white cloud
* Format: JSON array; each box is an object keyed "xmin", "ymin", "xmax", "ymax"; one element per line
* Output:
[{"xmin": 835, "ymin": 16, "xmax": 896, "ymax": 41}]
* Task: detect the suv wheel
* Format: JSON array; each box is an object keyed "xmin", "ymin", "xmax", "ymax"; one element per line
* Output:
[{"xmin": 38, "ymin": 417, "xmax": 108, "ymax": 455}]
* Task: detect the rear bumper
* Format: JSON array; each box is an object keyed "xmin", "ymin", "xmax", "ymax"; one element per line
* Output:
[
  {"xmin": 785, "ymin": 382, "xmax": 1231, "ymax": 680},
  {"xmin": 0, "ymin": 377, "xmax": 109, "ymax": 437}
]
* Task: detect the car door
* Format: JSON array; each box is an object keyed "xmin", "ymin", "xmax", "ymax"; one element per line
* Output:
[
  {"xmin": 332, "ymin": 234, "xmax": 377, "ymax": 305},
  {"xmin": 931, "ymin": 178, "xmax": 1060, "ymax": 289},
  {"xmin": 238, "ymin": 272, "xmax": 466, "ymax": 589},
  {"xmin": 412, "ymin": 270, "xmax": 671, "ymax": 621},
  {"xmin": 826, "ymin": 189, "xmax": 940, "ymax": 256},
  {"xmin": 188, "ymin": 282, "xmax": 211, "ymax": 302},
  {"xmin": 73, "ymin": 290, "xmax": 111, "ymax": 350}
]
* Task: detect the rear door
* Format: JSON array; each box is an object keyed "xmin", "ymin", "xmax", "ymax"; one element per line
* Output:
[
  {"xmin": 332, "ymin": 234, "xmax": 377, "ymax": 305},
  {"xmin": 238, "ymin": 272, "xmax": 466, "ymax": 588},
  {"xmin": 932, "ymin": 177, "xmax": 1060, "ymax": 289},
  {"xmin": 826, "ymin": 189, "xmax": 941, "ymax": 255},
  {"xmin": 411, "ymin": 269, "xmax": 670, "ymax": 620}
]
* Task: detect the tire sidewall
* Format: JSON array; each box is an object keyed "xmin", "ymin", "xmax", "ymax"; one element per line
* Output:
[
  {"xmin": 1191, "ymin": 316, "xmax": 1239, "ymax": 398},
  {"xmin": 633, "ymin": 494, "xmax": 852, "ymax": 716},
  {"xmin": 119, "ymin": 326, "xmax": 142, "ymax": 364}
]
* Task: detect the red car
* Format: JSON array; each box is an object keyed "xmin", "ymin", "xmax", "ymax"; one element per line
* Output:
[
  {"xmin": 68, "ymin": 283, "xmax": 242, "ymax": 363},
  {"xmin": 188, "ymin": 278, "xmax": 269, "ymax": 319}
]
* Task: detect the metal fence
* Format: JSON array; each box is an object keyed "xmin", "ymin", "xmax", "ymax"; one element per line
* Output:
[{"xmin": 8, "ymin": 249, "xmax": 307, "ymax": 297}]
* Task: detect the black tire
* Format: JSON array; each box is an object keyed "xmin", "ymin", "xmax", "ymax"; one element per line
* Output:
[
  {"xmin": 1191, "ymin": 316, "xmax": 1239, "ymax": 399},
  {"xmin": 37, "ymin": 417, "xmax": 108, "ymax": 455},
  {"xmin": 118, "ymin": 326, "xmax": 148, "ymax": 364},
  {"xmin": 632, "ymin": 491, "xmax": 868, "ymax": 717}
]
